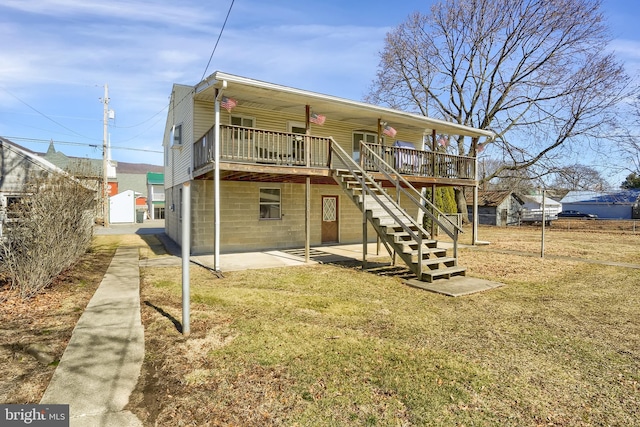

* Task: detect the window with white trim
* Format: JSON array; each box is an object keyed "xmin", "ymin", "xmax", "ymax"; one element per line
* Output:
[
  {"xmin": 259, "ymin": 188, "xmax": 281, "ymax": 220},
  {"xmin": 352, "ymin": 131, "xmax": 380, "ymax": 162},
  {"xmin": 171, "ymin": 124, "xmax": 183, "ymax": 146},
  {"xmin": 231, "ymin": 115, "xmax": 254, "ymax": 128}
]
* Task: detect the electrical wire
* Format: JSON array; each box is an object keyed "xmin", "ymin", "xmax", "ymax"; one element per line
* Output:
[
  {"xmin": 111, "ymin": 103, "xmax": 169, "ymax": 129},
  {"xmin": 0, "ymin": 86, "xmax": 100, "ymax": 141},
  {"xmin": 200, "ymin": 0, "xmax": 235, "ymax": 82},
  {"xmin": 2, "ymin": 136, "xmax": 163, "ymax": 153}
]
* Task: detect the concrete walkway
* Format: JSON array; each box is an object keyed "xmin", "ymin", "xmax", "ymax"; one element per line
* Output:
[{"xmin": 40, "ymin": 247, "xmax": 144, "ymax": 427}]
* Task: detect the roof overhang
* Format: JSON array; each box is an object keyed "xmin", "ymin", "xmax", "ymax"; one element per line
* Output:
[{"xmin": 194, "ymin": 71, "xmax": 494, "ymax": 139}]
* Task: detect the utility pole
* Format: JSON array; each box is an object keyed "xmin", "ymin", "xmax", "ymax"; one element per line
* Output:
[{"xmin": 102, "ymin": 84, "xmax": 110, "ymax": 227}]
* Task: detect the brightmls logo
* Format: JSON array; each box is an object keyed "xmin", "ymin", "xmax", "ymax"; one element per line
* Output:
[{"xmin": 1, "ymin": 404, "xmax": 69, "ymax": 426}]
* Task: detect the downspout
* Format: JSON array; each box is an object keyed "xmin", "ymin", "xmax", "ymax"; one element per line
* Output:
[{"xmin": 214, "ymin": 80, "xmax": 227, "ymax": 272}]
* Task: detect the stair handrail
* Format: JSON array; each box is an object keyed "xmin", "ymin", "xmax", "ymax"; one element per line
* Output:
[
  {"xmin": 329, "ymin": 138, "xmax": 428, "ymax": 277},
  {"xmin": 360, "ymin": 142, "xmax": 462, "ymax": 257}
]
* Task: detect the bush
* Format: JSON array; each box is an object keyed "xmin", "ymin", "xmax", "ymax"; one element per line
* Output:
[{"xmin": 0, "ymin": 173, "xmax": 95, "ymax": 299}]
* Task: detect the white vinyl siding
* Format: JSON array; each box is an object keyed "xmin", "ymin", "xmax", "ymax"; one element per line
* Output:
[{"xmin": 164, "ymin": 84, "xmax": 194, "ymax": 189}]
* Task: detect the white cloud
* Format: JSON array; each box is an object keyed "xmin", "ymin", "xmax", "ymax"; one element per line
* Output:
[
  {"xmin": 1, "ymin": 0, "xmax": 218, "ymax": 29},
  {"xmin": 0, "ymin": 0, "xmax": 396, "ymax": 164}
]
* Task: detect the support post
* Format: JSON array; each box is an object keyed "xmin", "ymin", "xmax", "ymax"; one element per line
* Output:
[
  {"xmin": 214, "ymin": 82, "xmax": 227, "ymax": 272},
  {"xmin": 472, "ymin": 185, "xmax": 479, "ymax": 245},
  {"xmin": 305, "ymin": 177, "xmax": 310, "ymax": 263},
  {"xmin": 305, "ymin": 105, "xmax": 311, "ymax": 262},
  {"xmin": 472, "ymin": 137, "xmax": 479, "ymax": 245},
  {"xmin": 430, "ymin": 184, "xmax": 436, "ymax": 238},
  {"xmin": 363, "ymin": 194, "xmax": 367, "ymax": 270},
  {"xmin": 102, "ymin": 84, "xmax": 109, "ymax": 227},
  {"xmin": 181, "ymin": 182, "xmax": 191, "ymax": 336},
  {"xmin": 541, "ymin": 189, "xmax": 546, "ymax": 258}
]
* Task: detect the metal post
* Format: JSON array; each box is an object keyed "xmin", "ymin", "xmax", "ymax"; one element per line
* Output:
[
  {"xmin": 214, "ymin": 83, "xmax": 226, "ymax": 272},
  {"xmin": 102, "ymin": 84, "xmax": 109, "ymax": 227},
  {"xmin": 472, "ymin": 160, "xmax": 479, "ymax": 245},
  {"xmin": 305, "ymin": 177, "xmax": 310, "ymax": 263},
  {"xmin": 540, "ymin": 189, "xmax": 546, "ymax": 258},
  {"xmin": 363, "ymin": 193, "xmax": 367, "ymax": 270},
  {"xmin": 182, "ymin": 182, "xmax": 191, "ymax": 336}
]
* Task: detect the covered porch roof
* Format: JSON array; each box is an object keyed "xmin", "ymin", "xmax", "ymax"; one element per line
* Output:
[{"xmin": 194, "ymin": 71, "xmax": 495, "ymax": 140}]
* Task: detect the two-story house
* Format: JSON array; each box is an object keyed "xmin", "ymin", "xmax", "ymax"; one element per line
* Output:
[{"xmin": 164, "ymin": 71, "xmax": 493, "ymax": 282}]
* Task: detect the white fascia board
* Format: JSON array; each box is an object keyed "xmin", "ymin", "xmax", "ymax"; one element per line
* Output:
[{"xmin": 207, "ymin": 71, "xmax": 495, "ymax": 139}]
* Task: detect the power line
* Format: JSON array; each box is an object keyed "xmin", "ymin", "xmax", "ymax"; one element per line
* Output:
[
  {"xmin": 0, "ymin": 110, "xmax": 99, "ymax": 122},
  {"xmin": 0, "ymin": 86, "xmax": 100, "ymax": 141},
  {"xmin": 2, "ymin": 136, "xmax": 163, "ymax": 153},
  {"xmin": 200, "ymin": 0, "xmax": 235, "ymax": 82},
  {"xmin": 111, "ymin": 103, "xmax": 169, "ymax": 129}
]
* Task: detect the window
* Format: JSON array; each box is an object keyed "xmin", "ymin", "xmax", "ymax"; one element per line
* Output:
[
  {"xmin": 352, "ymin": 131, "xmax": 380, "ymax": 162},
  {"xmin": 172, "ymin": 124, "xmax": 182, "ymax": 146},
  {"xmin": 259, "ymin": 188, "xmax": 281, "ymax": 219},
  {"xmin": 231, "ymin": 116, "xmax": 254, "ymax": 128},
  {"xmin": 230, "ymin": 116, "xmax": 255, "ymax": 158},
  {"xmin": 154, "ymin": 206, "xmax": 165, "ymax": 220}
]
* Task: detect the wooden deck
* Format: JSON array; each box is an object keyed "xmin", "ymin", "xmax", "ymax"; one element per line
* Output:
[{"xmin": 193, "ymin": 125, "xmax": 477, "ymax": 186}]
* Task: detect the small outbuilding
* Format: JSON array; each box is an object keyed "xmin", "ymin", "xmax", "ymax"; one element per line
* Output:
[
  {"xmin": 519, "ymin": 194, "xmax": 562, "ymax": 223},
  {"xmin": 466, "ymin": 190, "xmax": 524, "ymax": 226},
  {"xmin": 109, "ymin": 190, "xmax": 137, "ymax": 224}
]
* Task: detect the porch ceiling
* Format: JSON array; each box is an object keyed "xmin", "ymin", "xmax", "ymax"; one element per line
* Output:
[{"xmin": 194, "ymin": 71, "xmax": 494, "ymax": 139}]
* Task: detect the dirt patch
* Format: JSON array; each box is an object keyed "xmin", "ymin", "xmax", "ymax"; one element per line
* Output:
[{"xmin": 0, "ymin": 241, "xmax": 118, "ymax": 403}]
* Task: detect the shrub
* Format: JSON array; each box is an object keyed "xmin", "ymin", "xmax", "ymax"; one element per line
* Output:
[{"xmin": 0, "ymin": 173, "xmax": 95, "ymax": 298}]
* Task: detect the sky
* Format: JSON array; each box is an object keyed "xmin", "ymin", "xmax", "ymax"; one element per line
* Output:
[{"xmin": 1, "ymin": 0, "xmax": 639, "ymax": 185}]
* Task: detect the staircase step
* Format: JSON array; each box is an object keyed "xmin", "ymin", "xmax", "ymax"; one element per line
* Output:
[
  {"xmin": 402, "ymin": 247, "xmax": 447, "ymax": 257},
  {"xmin": 367, "ymin": 210, "xmax": 407, "ymax": 219},
  {"xmin": 333, "ymin": 164, "xmax": 466, "ymax": 284},
  {"xmin": 420, "ymin": 266, "xmax": 467, "ymax": 282},
  {"xmin": 421, "ymin": 256, "xmax": 457, "ymax": 267},
  {"xmin": 388, "ymin": 231, "xmax": 434, "ymax": 243}
]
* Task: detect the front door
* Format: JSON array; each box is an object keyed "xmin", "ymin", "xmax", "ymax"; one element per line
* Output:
[{"xmin": 321, "ymin": 196, "xmax": 339, "ymax": 244}]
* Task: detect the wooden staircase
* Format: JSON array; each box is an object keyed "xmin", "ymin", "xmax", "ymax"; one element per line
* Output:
[{"xmin": 333, "ymin": 169, "xmax": 466, "ymax": 282}]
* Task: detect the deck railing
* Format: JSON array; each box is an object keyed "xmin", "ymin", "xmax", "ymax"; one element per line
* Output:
[
  {"xmin": 193, "ymin": 125, "xmax": 476, "ymax": 181},
  {"xmin": 193, "ymin": 125, "xmax": 331, "ymax": 170},
  {"xmin": 364, "ymin": 143, "xmax": 475, "ymax": 180}
]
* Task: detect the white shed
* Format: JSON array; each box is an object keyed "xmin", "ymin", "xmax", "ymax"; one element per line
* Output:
[
  {"xmin": 519, "ymin": 194, "xmax": 562, "ymax": 223},
  {"xmin": 109, "ymin": 190, "xmax": 136, "ymax": 223}
]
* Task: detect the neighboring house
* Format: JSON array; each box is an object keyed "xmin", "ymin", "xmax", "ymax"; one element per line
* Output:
[
  {"xmin": 147, "ymin": 172, "xmax": 165, "ymax": 220},
  {"xmin": 41, "ymin": 142, "xmax": 162, "ymax": 223},
  {"xmin": 0, "ymin": 137, "xmax": 68, "ymax": 236},
  {"xmin": 465, "ymin": 190, "xmax": 524, "ymax": 226},
  {"xmin": 560, "ymin": 190, "xmax": 640, "ymax": 219},
  {"xmin": 163, "ymin": 71, "xmax": 493, "ymax": 282}
]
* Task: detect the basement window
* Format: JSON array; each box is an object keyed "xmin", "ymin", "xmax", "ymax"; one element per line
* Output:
[{"xmin": 259, "ymin": 188, "xmax": 281, "ymax": 220}]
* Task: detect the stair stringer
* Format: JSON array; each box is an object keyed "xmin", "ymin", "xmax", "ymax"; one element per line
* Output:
[{"xmin": 332, "ymin": 169, "xmax": 466, "ymax": 282}]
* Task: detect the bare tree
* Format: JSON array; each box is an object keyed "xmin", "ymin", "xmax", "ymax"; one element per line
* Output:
[
  {"xmin": 550, "ymin": 164, "xmax": 609, "ymax": 191},
  {"xmin": 0, "ymin": 173, "xmax": 95, "ymax": 299},
  {"xmin": 479, "ymin": 158, "xmax": 538, "ymax": 193},
  {"xmin": 612, "ymin": 97, "xmax": 640, "ymax": 178},
  {"xmin": 367, "ymin": 0, "xmax": 632, "ymax": 220}
]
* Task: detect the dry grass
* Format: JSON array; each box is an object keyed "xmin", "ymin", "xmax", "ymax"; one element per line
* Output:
[
  {"xmin": 2, "ymin": 226, "xmax": 637, "ymax": 425},
  {"xmin": 129, "ymin": 226, "xmax": 640, "ymax": 426},
  {"xmin": 0, "ymin": 232, "xmax": 165, "ymax": 405}
]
